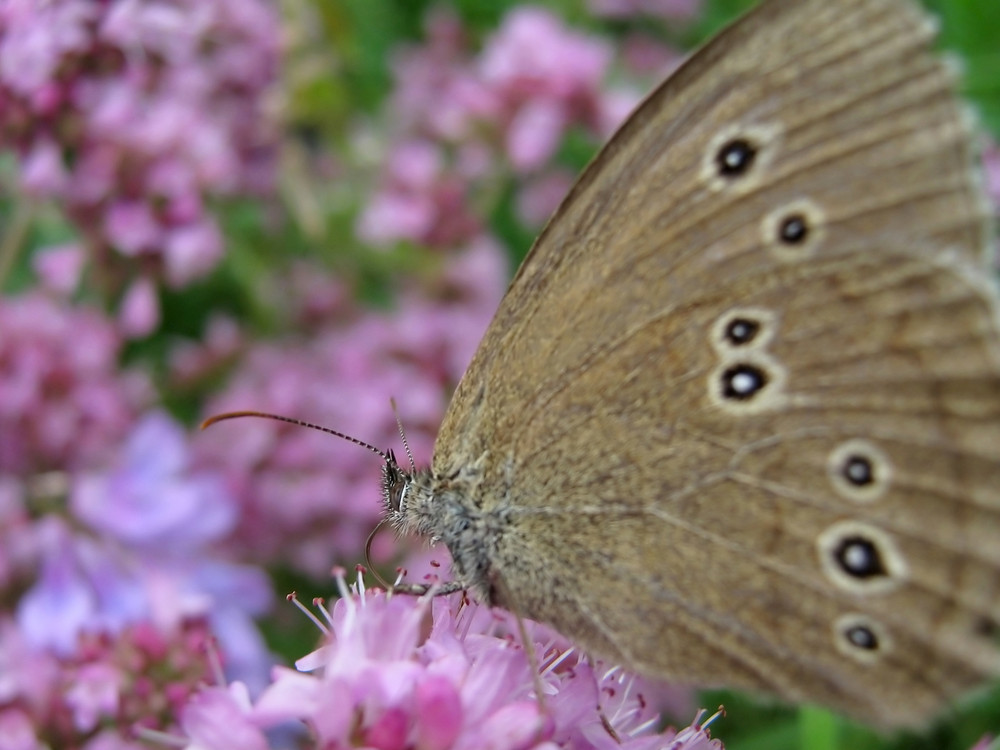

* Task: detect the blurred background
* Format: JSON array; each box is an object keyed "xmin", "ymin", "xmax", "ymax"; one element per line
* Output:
[{"xmin": 1, "ymin": 1, "xmax": 998, "ymax": 748}]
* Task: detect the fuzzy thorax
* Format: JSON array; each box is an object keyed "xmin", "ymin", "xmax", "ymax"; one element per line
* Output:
[{"xmin": 382, "ymin": 462, "xmax": 508, "ymax": 605}]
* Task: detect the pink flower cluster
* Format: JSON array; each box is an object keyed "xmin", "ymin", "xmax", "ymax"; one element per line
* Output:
[
  {"xmin": 357, "ymin": 7, "xmax": 638, "ymax": 249},
  {"xmin": 163, "ymin": 575, "xmax": 724, "ymax": 750},
  {"xmin": 586, "ymin": 0, "xmax": 703, "ymax": 21},
  {"xmin": 0, "ymin": 616, "xmax": 216, "ymax": 750},
  {"xmin": 0, "ymin": 292, "xmax": 150, "ymax": 475},
  {"xmin": 0, "ymin": 0, "xmax": 279, "ymax": 317},
  {"xmin": 197, "ymin": 238, "xmax": 508, "ymax": 575}
]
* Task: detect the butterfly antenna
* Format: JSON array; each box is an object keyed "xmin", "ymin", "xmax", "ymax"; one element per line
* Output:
[
  {"xmin": 201, "ymin": 410, "xmax": 391, "ymax": 462},
  {"xmin": 389, "ymin": 398, "xmax": 416, "ymax": 472}
]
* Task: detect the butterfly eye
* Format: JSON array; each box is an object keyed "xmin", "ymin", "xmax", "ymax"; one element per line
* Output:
[{"xmin": 381, "ymin": 459, "xmax": 410, "ymax": 514}]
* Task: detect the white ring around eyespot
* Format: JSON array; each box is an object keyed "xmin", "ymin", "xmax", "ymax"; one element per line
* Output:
[
  {"xmin": 833, "ymin": 613, "xmax": 891, "ymax": 664},
  {"xmin": 816, "ymin": 520, "xmax": 908, "ymax": 595},
  {"xmin": 760, "ymin": 197, "xmax": 826, "ymax": 262},
  {"xmin": 700, "ymin": 122, "xmax": 783, "ymax": 193},
  {"xmin": 827, "ymin": 439, "xmax": 893, "ymax": 503}
]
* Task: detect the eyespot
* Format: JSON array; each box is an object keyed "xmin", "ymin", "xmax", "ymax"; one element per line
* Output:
[
  {"xmin": 701, "ymin": 123, "xmax": 781, "ymax": 192},
  {"xmin": 721, "ymin": 364, "xmax": 767, "ymax": 400},
  {"xmin": 710, "ymin": 307, "xmax": 777, "ymax": 353},
  {"xmin": 716, "ymin": 139, "xmax": 756, "ymax": 176},
  {"xmin": 779, "ymin": 214, "xmax": 808, "ymax": 244},
  {"xmin": 762, "ymin": 198, "xmax": 826, "ymax": 261},
  {"xmin": 725, "ymin": 318, "xmax": 760, "ymax": 344},
  {"xmin": 708, "ymin": 353, "xmax": 786, "ymax": 414},
  {"xmin": 817, "ymin": 521, "xmax": 907, "ymax": 594},
  {"xmin": 834, "ymin": 536, "xmax": 887, "ymax": 579},
  {"xmin": 828, "ymin": 439, "xmax": 892, "ymax": 503},
  {"xmin": 834, "ymin": 614, "xmax": 890, "ymax": 664}
]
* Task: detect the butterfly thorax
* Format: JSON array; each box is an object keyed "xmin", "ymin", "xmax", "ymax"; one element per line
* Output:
[{"xmin": 381, "ymin": 460, "xmax": 507, "ymax": 605}]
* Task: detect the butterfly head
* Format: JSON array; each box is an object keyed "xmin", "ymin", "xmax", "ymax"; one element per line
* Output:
[{"xmin": 381, "ymin": 449, "xmax": 413, "ymax": 519}]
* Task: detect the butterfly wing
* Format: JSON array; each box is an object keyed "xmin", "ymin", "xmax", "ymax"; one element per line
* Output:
[{"xmin": 433, "ymin": 0, "xmax": 999, "ymax": 726}]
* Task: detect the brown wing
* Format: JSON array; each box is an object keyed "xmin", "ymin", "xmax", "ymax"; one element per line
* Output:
[{"xmin": 433, "ymin": 0, "xmax": 999, "ymax": 727}]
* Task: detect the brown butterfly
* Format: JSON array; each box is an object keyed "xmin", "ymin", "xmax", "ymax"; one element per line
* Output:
[{"xmin": 210, "ymin": 0, "xmax": 1000, "ymax": 729}]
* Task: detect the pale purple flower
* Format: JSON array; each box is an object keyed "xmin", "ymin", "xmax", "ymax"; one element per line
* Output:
[
  {"xmin": 162, "ymin": 220, "xmax": 224, "ymax": 287},
  {"xmin": 0, "ymin": 0, "xmax": 279, "ymax": 297},
  {"xmin": 480, "ymin": 8, "xmax": 611, "ymax": 102},
  {"xmin": 180, "ymin": 683, "xmax": 270, "ymax": 750},
  {"xmin": 31, "ymin": 243, "xmax": 86, "ymax": 294},
  {"xmin": 360, "ymin": 6, "xmax": 626, "ymax": 253},
  {"xmin": 231, "ymin": 573, "xmax": 722, "ymax": 749},
  {"xmin": 72, "ymin": 412, "xmax": 236, "ymax": 552},
  {"xmin": 358, "ymin": 139, "xmax": 483, "ymax": 248},
  {"xmin": 19, "ymin": 138, "xmax": 68, "ymax": 196},
  {"xmin": 117, "ymin": 277, "xmax": 160, "ymax": 339},
  {"xmin": 0, "ymin": 293, "xmax": 150, "ymax": 475},
  {"xmin": 587, "ymin": 0, "xmax": 704, "ymax": 22},
  {"xmin": 105, "ymin": 201, "xmax": 163, "ymax": 256},
  {"xmin": 0, "ymin": 614, "xmax": 221, "ymax": 748},
  {"xmin": 65, "ymin": 662, "xmax": 123, "ymax": 732},
  {"xmin": 0, "ymin": 708, "xmax": 40, "ymax": 750}
]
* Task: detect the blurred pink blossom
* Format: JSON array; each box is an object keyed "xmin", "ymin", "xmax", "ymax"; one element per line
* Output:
[
  {"xmin": 587, "ymin": 0, "xmax": 704, "ymax": 22},
  {"xmin": 219, "ymin": 576, "xmax": 724, "ymax": 750},
  {"xmin": 32, "ymin": 243, "xmax": 86, "ymax": 294},
  {"xmin": 360, "ymin": 6, "xmax": 628, "ymax": 251},
  {"xmin": 0, "ymin": 293, "xmax": 151, "ymax": 475},
  {"xmin": 0, "ymin": 0, "xmax": 279, "ymax": 300},
  {"xmin": 0, "ymin": 615, "xmax": 219, "ymax": 748},
  {"xmin": 117, "ymin": 277, "xmax": 160, "ymax": 338}
]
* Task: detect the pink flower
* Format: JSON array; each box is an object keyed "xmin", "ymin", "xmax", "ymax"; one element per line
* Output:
[
  {"xmin": 19, "ymin": 138, "xmax": 67, "ymax": 196},
  {"xmin": 0, "ymin": 293, "xmax": 150, "ymax": 475},
  {"xmin": 238, "ymin": 573, "xmax": 722, "ymax": 749},
  {"xmin": 162, "ymin": 220, "xmax": 224, "ymax": 287},
  {"xmin": 65, "ymin": 663, "xmax": 122, "ymax": 732},
  {"xmin": 32, "ymin": 243, "xmax": 86, "ymax": 294},
  {"xmin": 586, "ymin": 0, "xmax": 704, "ymax": 22},
  {"xmin": 118, "ymin": 277, "xmax": 160, "ymax": 339},
  {"xmin": 0, "ymin": 708, "xmax": 41, "ymax": 750},
  {"xmin": 180, "ymin": 684, "xmax": 269, "ymax": 750},
  {"xmin": 105, "ymin": 201, "xmax": 162, "ymax": 255},
  {"xmin": 0, "ymin": 0, "xmax": 280, "ymax": 300}
]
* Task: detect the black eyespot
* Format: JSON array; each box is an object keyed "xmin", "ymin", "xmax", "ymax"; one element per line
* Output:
[
  {"xmin": 716, "ymin": 138, "xmax": 756, "ymax": 177},
  {"xmin": 779, "ymin": 214, "xmax": 808, "ymax": 244},
  {"xmin": 721, "ymin": 364, "xmax": 767, "ymax": 400},
  {"xmin": 834, "ymin": 536, "xmax": 887, "ymax": 579},
  {"xmin": 724, "ymin": 318, "xmax": 760, "ymax": 346},
  {"xmin": 845, "ymin": 624, "xmax": 879, "ymax": 651},
  {"xmin": 843, "ymin": 455, "xmax": 874, "ymax": 487}
]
